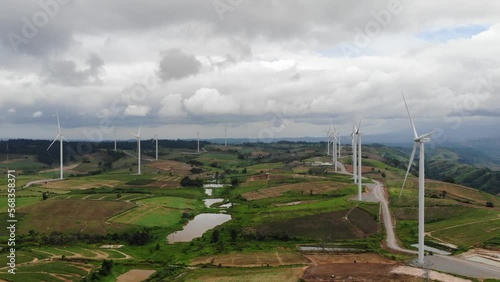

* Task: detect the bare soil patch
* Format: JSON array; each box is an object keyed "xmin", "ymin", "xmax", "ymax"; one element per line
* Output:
[
  {"xmin": 303, "ymin": 263, "xmax": 419, "ymax": 282},
  {"xmin": 117, "ymin": 269, "xmax": 156, "ymax": 282},
  {"xmin": 146, "ymin": 160, "xmax": 192, "ymax": 174},
  {"xmin": 191, "ymin": 251, "xmax": 308, "ymax": 267},
  {"xmin": 18, "ymin": 199, "xmax": 135, "ymax": 234},
  {"xmin": 243, "ymin": 181, "xmax": 349, "ymax": 201},
  {"xmin": 256, "ymin": 208, "xmax": 378, "ymax": 240},
  {"xmin": 41, "ymin": 179, "xmax": 121, "ymax": 190}
]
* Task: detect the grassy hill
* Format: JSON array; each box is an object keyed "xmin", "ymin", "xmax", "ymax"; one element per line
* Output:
[{"xmin": 0, "ymin": 140, "xmax": 499, "ymax": 281}]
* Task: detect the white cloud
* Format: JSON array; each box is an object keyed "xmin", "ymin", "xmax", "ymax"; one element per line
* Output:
[
  {"xmin": 32, "ymin": 111, "xmax": 42, "ymax": 118},
  {"xmin": 124, "ymin": 105, "xmax": 150, "ymax": 116},
  {"xmin": 158, "ymin": 93, "xmax": 186, "ymax": 117},
  {"xmin": 184, "ymin": 88, "xmax": 240, "ymax": 115}
]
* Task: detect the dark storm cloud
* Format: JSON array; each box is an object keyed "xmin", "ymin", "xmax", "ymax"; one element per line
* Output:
[
  {"xmin": 42, "ymin": 54, "xmax": 104, "ymax": 86},
  {"xmin": 157, "ymin": 49, "xmax": 201, "ymax": 81}
]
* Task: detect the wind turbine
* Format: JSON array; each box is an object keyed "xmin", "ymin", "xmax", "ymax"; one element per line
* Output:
[
  {"xmin": 196, "ymin": 130, "xmax": 200, "ymax": 153},
  {"xmin": 113, "ymin": 128, "xmax": 117, "ymax": 151},
  {"xmin": 351, "ymin": 124, "xmax": 358, "ymax": 184},
  {"xmin": 399, "ymin": 92, "xmax": 434, "ymax": 265},
  {"xmin": 47, "ymin": 113, "xmax": 67, "ymax": 179},
  {"xmin": 338, "ymin": 135, "xmax": 341, "ymax": 159},
  {"xmin": 325, "ymin": 127, "xmax": 331, "ymax": 155},
  {"xmin": 224, "ymin": 125, "xmax": 227, "ymax": 147},
  {"xmin": 152, "ymin": 134, "xmax": 158, "ymax": 160},
  {"xmin": 330, "ymin": 121, "xmax": 338, "ymax": 171},
  {"xmin": 355, "ymin": 121, "xmax": 362, "ymax": 201},
  {"xmin": 131, "ymin": 126, "xmax": 142, "ymax": 174}
]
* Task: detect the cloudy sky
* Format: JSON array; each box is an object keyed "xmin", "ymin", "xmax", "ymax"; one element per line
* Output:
[{"xmin": 1, "ymin": 0, "xmax": 499, "ymax": 144}]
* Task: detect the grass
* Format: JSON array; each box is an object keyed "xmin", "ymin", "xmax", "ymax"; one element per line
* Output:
[
  {"xmin": 112, "ymin": 196, "xmax": 200, "ymax": 227},
  {"xmin": 13, "ymin": 199, "xmax": 135, "ymax": 234},
  {"xmin": 0, "ymin": 196, "xmax": 41, "ymax": 211},
  {"xmin": 180, "ymin": 266, "xmax": 305, "ymax": 282},
  {"xmin": 0, "ymin": 261, "xmax": 91, "ymax": 281}
]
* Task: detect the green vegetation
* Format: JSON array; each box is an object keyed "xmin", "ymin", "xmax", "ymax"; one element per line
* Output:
[{"xmin": 0, "ymin": 140, "xmax": 498, "ymax": 280}]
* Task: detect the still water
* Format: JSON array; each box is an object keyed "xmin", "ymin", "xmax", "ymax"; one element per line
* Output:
[{"xmin": 167, "ymin": 213, "xmax": 232, "ymax": 243}]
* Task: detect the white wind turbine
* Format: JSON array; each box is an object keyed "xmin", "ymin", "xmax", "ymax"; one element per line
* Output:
[
  {"xmin": 224, "ymin": 125, "xmax": 227, "ymax": 147},
  {"xmin": 399, "ymin": 92, "xmax": 434, "ymax": 265},
  {"xmin": 113, "ymin": 128, "xmax": 117, "ymax": 151},
  {"xmin": 338, "ymin": 135, "xmax": 341, "ymax": 159},
  {"xmin": 325, "ymin": 127, "xmax": 331, "ymax": 155},
  {"xmin": 46, "ymin": 113, "xmax": 67, "ymax": 180},
  {"xmin": 196, "ymin": 130, "xmax": 200, "ymax": 153},
  {"xmin": 131, "ymin": 126, "xmax": 142, "ymax": 174},
  {"xmin": 351, "ymin": 124, "xmax": 358, "ymax": 184},
  {"xmin": 152, "ymin": 134, "xmax": 158, "ymax": 160},
  {"xmin": 330, "ymin": 121, "xmax": 338, "ymax": 171},
  {"xmin": 355, "ymin": 121, "xmax": 362, "ymax": 201}
]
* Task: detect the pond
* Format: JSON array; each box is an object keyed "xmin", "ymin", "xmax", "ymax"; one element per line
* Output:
[
  {"xmin": 203, "ymin": 198, "xmax": 224, "ymax": 207},
  {"xmin": 166, "ymin": 213, "xmax": 232, "ymax": 243}
]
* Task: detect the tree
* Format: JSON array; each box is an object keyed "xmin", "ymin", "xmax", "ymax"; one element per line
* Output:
[
  {"xmin": 99, "ymin": 260, "xmax": 113, "ymax": 276},
  {"xmin": 486, "ymin": 202, "xmax": 494, "ymax": 208},
  {"xmin": 441, "ymin": 190, "xmax": 447, "ymax": 199},
  {"xmin": 231, "ymin": 177, "xmax": 240, "ymax": 186},
  {"xmin": 42, "ymin": 192, "xmax": 49, "ymax": 200},
  {"xmin": 381, "ymin": 172, "xmax": 386, "ymax": 178},
  {"xmin": 211, "ymin": 229, "xmax": 220, "ymax": 243}
]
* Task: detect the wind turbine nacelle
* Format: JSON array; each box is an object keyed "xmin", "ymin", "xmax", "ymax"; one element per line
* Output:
[{"xmin": 415, "ymin": 138, "xmax": 431, "ymax": 143}]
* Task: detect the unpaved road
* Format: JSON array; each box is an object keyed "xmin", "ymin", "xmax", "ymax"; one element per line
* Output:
[
  {"xmin": 342, "ymin": 161, "xmax": 500, "ymax": 279},
  {"xmin": 370, "ymin": 179, "xmax": 416, "ymax": 254}
]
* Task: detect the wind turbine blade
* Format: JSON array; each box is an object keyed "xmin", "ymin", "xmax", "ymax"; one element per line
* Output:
[
  {"xmin": 47, "ymin": 134, "xmax": 60, "ymax": 150},
  {"xmin": 401, "ymin": 92, "xmax": 418, "ymax": 139},
  {"xmin": 357, "ymin": 119, "xmax": 362, "ymax": 134},
  {"xmin": 417, "ymin": 131, "xmax": 435, "ymax": 140},
  {"xmin": 137, "ymin": 125, "xmax": 141, "ymax": 137},
  {"xmin": 62, "ymin": 135, "xmax": 68, "ymax": 142},
  {"xmin": 56, "ymin": 112, "xmax": 61, "ymax": 133},
  {"xmin": 399, "ymin": 142, "xmax": 418, "ymax": 198}
]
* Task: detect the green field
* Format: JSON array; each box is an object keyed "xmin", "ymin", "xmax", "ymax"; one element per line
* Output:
[
  {"xmin": 112, "ymin": 196, "xmax": 200, "ymax": 227},
  {"xmin": 0, "ymin": 141, "xmax": 499, "ymax": 281}
]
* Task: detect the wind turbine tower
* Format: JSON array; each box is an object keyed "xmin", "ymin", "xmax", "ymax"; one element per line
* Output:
[
  {"xmin": 224, "ymin": 125, "xmax": 227, "ymax": 147},
  {"xmin": 114, "ymin": 128, "xmax": 117, "ymax": 151},
  {"xmin": 351, "ymin": 124, "xmax": 358, "ymax": 184},
  {"xmin": 400, "ymin": 92, "xmax": 434, "ymax": 265},
  {"xmin": 197, "ymin": 130, "xmax": 200, "ymax": 153},
  {"xmin": 355, "ymin": 123, "xmax": 362, "ymax": 201},
  {"xmin": 131, "ymin": 126, "xmax": 142, "ymax": 174},
  {"xmin": 47, "ymin": 113, "xmax": 66, "ymax": 179},
  {"xmin": 153, "ymin": 134, "xmax": 158, "ymax": 160}
]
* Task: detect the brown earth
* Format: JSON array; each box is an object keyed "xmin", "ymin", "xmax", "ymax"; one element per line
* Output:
[
  {"xmin": 191, "ymin": 251, "xmax": 309, "ymax": 267},
  {"xmin": 302, "ymin": 253, "xmax": 419, "ymax": 282},
  {"xmin": 256, "ymin": 208, "xmax": 378, "ymax": 240},
  {"xmin": 146, "ymin": 159, "xmax": 192, "ymax": 175},
  {"xmin": 18, "ymin": 199, "xmax": 135, "ymax": 234},
  {"xmin": 243, "ymin": 181, "xmax": 349, "ymax": 201}
]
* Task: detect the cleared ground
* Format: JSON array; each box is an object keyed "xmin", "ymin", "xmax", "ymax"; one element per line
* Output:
[
  {"xmin": 242, "ymin": 181, "xmax": 350, "ymax": 201},
  {"xmin": 17, "ymin": 199, "xmax": 135, "ymax": 234},
  {"xmin": 256, "ymin": 208, "xmax": 378, "ymax": 240},
  {"xmin": 181, "ymin": 266, "xmax": 307, "ymax": 282},
  {"xmin": 191, "ymin": 251, "xmax": 308, "ymax": 267}
]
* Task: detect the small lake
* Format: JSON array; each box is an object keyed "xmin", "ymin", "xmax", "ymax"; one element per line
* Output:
[
  {"xmin": 204, "ymin": 184, "xmax": 225, "ymax": 196},
  {"xmin": 167, "ymin": 213, "xmax": 232, "ymax": 243},
  {"xmin": 204, "ymin": 198, "xmax": 224, "ymax": 207}
]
